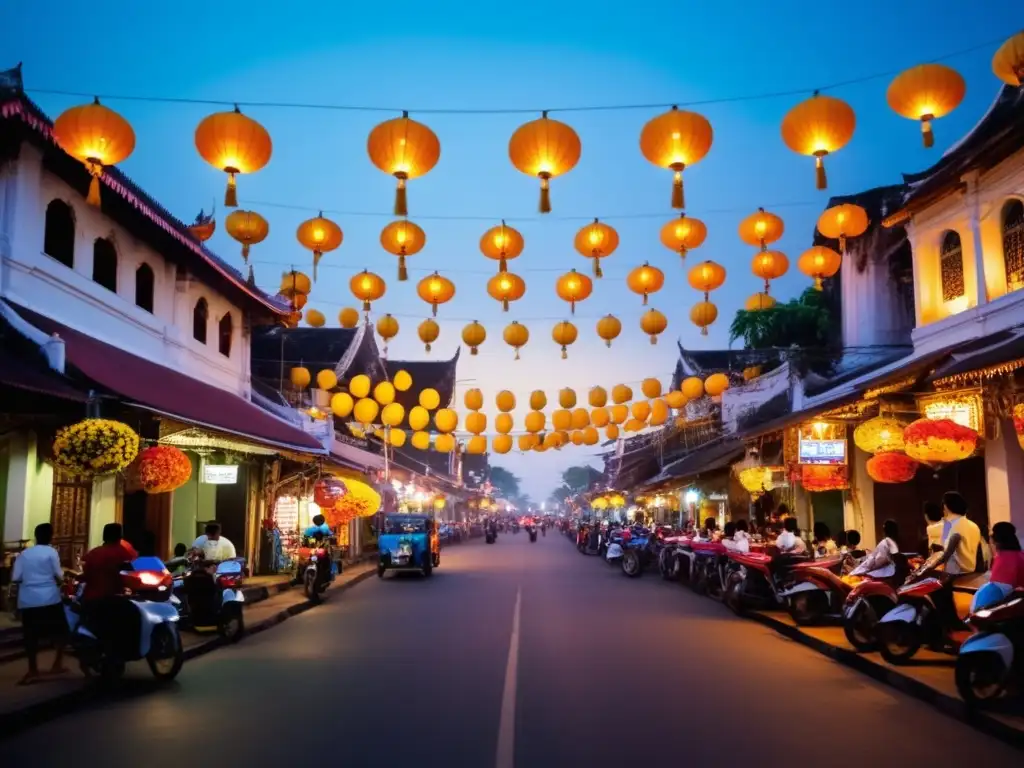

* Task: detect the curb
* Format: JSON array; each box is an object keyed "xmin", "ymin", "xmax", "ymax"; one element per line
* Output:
[
  {"xmin": 746, "ymin": 610, "xmax": 1024, "ymax": 750},
  {"xmin": 0, "ymin": 567, "xmax": 376, "ymax": 740}
]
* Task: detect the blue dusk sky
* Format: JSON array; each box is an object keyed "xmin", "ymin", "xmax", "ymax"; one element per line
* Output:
[{"xmin": 1, "ymin": 2, "xmax": 1016, "ymax": 500}]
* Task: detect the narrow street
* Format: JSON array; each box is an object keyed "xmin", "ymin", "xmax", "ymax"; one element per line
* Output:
[{"xmin": 2, "ymin": 536, "xmax": 1019, "ymax": 766}]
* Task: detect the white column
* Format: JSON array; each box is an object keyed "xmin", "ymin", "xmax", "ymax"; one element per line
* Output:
[
  {"xmin": 985, "ymin": 420, "xmax": 1024, "ymax": 529},
  {"xmin": 3, "ymin": 432, "xmax": 31, "ymax": 542},
  {"xmin": 966, "ymin": 172, "xmax": 988, "ymax": 307},
  {"xmin": 848, "ymin": 449, "xmax": 877, "ymax": 546},
  {"xmin": 907, "ymin": 221, "xmax": 925, "ymax": 328}
]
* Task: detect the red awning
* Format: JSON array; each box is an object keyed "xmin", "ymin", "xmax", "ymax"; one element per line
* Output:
[{"xmin": 15, "ymin": 307, "xmax": 325, "ymax": 454}]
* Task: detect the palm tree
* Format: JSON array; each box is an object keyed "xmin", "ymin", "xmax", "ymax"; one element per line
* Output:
[{"xmin": 730, "ymin": 288, "xmax": 832, "ymax": 350}]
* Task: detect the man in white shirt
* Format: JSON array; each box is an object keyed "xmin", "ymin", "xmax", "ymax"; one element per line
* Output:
[
  {"xmin": 851, "ymin": 519, "xmax": 900, "ymax": 579},
  {"xmin": 776, "ymin": 518, "xmax": 808, "ymax": 555},
  {"xmin": 11, "ymin": 523, "xmax": 68, "ymax": 684},
  {"xmin": 192, "ymin": 522, "xmax": 237, "ymax": 562}
]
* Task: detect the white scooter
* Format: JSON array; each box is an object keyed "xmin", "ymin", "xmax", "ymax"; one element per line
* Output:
[
  {"xmin": 955, "ymin": 581, "xmax": 1019, "ymax": 706},
  {"xmin": 66, "ymin": 556, "xmax": 184, "ymax": 682},
  {"xmin": 606, "ymin": 541, "xmax": 624, "ymax": 567}
]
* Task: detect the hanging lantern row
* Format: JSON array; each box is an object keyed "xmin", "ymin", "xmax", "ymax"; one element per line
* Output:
[{"xmin": 687, "ymin": 259, "xmax": 726, "ymax": 336}]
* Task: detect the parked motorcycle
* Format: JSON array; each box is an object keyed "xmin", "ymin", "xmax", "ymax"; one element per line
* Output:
[
  {"xmin": 777, "ymin": 552, "xmax": 906, "ymax": 626},
  {"xmin": 691, "ymin": 541, "xmax": 730, "ymax": 600},
  {"xmin": 723, "ymin": 551, "xmax": 817, "ymax": 614},
  {"xmin": 876, "ymin": 552, "xmax": 973, "ymax": 664},
  {"xmin": 956, "ymin": 583, "xmax": 1023, "ymax": 706},
  {"xmin": 660, "ymin": 536, "xmax": 695, "ymax": 585},
  {"xmin": 841, "ymin": 554, "xmax": 922, "ymax": 649},
  {"xmin": 65, "ymin": 556, "xmax": 184, "ymax": 682},
  {"xmin": 299, "ymin": 537, "xmax": 339, "ymax": 603},
  {"xmin": 174, "ymin": 557, "xmax": 246, "ymax": 641},
  {"xmin": 621, "ymin": 527, "xmax": 659, "ymax": 578}
]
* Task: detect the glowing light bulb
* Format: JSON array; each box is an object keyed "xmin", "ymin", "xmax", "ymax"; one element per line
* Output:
[
  {"xmin": 499, "ymin": 278, "xmax": 511, "ymax": 291},
  {"xmin": 430, "ymin": 279, "xmax": 441, "ymax": 294},
  {"xmin": 675, "ymin": 224, "xmax": 689, "ymax": 238},
  {"xmin": 313, "ymin": 228, "xmax": 325, "ymax": 242},
  {"xmin": 361, "ymin": 277, "xmax": 371, "ymax": 290},
  {"xmin": 396, "ymin": 229, "xmax": 407, "ymax": 244},
  {"xmin": 568, "ymin": 279, "xmax": 578, "ymax": 291},
  {"xmin": 671, "ymin": 132, "xmax": 681, "ymax": 140},
  {"xmin": 494, "ymin": 234, "xmax": 506, "ymax": 248}
]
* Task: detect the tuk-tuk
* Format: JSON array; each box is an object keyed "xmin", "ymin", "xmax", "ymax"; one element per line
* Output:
[{"xmin": 377, "ymin": 514, "xmax": 440, "ymax": 578}]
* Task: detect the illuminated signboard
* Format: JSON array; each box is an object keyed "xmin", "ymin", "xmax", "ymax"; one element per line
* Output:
[
  {"xmin": 918, "ymin": 391, "xmax": 982, "ymax": 433},
  {"xmin": 798, "ymin": 438, "xmax": 847, "ymax": 465},
  {"xmin": 202, "ymin": 464, "xmax": 239, "ymax": 484}
]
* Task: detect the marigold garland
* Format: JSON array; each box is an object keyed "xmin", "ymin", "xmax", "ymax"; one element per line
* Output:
[
  {"xmin": 866, "ymin": 451, "xmax": 919, "ymax": 484},
  {"xmin": 800, "ymin": 464, "xmax": 849, "ymax": 492},
  {"xmin": 137, "ymin": 445, "xmax": 192, "ymax": 493},
  {"xmin": 853, "ymin": 416, "xmax": 907, "ymax": 454},
  {"xmin": 52, "ymin": 418, "xmax": 140, "ymax": 478},
  {"xmin": 903, "ymin": 417, "xmax": 978, "ymax": 464},
  {"xmin": 313, "ymin": 476, "xmax": 347, "ymax": 509}
]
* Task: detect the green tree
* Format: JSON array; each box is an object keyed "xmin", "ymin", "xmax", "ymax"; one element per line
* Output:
[
  {"xmin": 729, "ymin": 287, "xmax": 833, "ymax": 350},
  {"xmin": 561, "ymin": 465, "xmax": 603, "ymax": 493},
  {"xmin": 488, "ymin": 466, "xmax": 521, "ymax": 500}
]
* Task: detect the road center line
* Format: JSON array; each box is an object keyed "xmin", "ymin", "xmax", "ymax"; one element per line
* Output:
[{"xmin": 495, "ymin": 586, "xmax": 522, "ymax": 768}]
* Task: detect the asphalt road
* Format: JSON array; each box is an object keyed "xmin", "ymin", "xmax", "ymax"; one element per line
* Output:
[{"xmin": 1, "ymin": 531, "xmax": 1019, "ymax": 766}]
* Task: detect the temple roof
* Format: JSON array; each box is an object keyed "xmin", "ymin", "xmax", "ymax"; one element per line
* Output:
[
  {"xmin": 385, "ymin": 349, "xmax": 461, "ymax": 411},
  {"xmin": 250, "ymin": 325, "xmax": 386, "ymax": 390}
]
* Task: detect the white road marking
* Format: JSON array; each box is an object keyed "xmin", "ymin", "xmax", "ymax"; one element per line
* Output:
[{"xmin": 495, "ymin": 587, "xmax": 522, "ymax": 768}]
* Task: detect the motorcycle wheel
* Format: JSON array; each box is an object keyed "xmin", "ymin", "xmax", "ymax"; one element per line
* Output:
[
  {"xmin": 706, "ymin": 572, "xmax": 725, "ymax": 602},
  {"xmin": 955, "ymin": 652, "xmax": 1007, "ymax": 707},
  {"xmin": 690, "ymin": 565, "xmax": 708, "ymax": 595},
  {"xmin": 218, "ymin": 604, "xmax": 244, "ymax": 643},
  {"xmin": 146, "ymin": 625, "xmax": 184, "ymax": 681},
  {"xmin": 724, "ymin": 573, "xmax": 746, "ymax": 616},
  {"xmin": 843, "ymin": 598, "xmax": 887, "ymax": 652},
  {"xmin": 659, "ymin": 550, "xmax": 675, "ymax": 581},
  {"xmin": 80, "ymin": 655, "xmax": 126, "ymax": 682},
  {"xmin": 305, "ymin": 571, "xmax": 321, "ymax": 604},
  {"xmin": 879, "ymin": 621, "xmax": 922, "ymax": 664},
  {"xmin": 621, "ymin": 550, "xmax": 642, "ymax": 578},
  {"xmin": 788, "ymin": 591, "xmax": 827, "ymax": 626}
]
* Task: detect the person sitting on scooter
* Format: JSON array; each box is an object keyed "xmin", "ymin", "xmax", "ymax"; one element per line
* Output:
[
  {"xmin": 850, "ymin": 519, "xmax": 899, "ymax": 578},
  {"xmin": 843, "ymin": 530, "xmax": 865, "ymax": 558},
  {"xmin": 80, "ymin": 523, "xmax": 139, "ymax": 658},
  {"xmin": 695, "ymin": 517, "xmax": 718, "ymax": 541},
  {"xmin": 776, "ymin": 517, "xmax": 807, "ymax": 555},
  {"xmin": 722, "ymin": 522, "xmax": 749, "ymax": 553},
  {"xmin": 989, "ymin": 522, "xmax": 1024, "ymax": 590},
  {"xmin": 813, "ymin": 522, "xmax": 838, "ymax": 558},
  {"xmin": 192, "ymin": 523, "xmax": 237, "ymax": 563},
  {"xmin": 732, "ymin": 519, "xmax": 751, "ymax": 552},
  {"xmin": 930, "ymin": 492, "xmax": 982, "ymax": 631},
  {"xmin": 923, "ymin": 501, "xmax": 946, "ymax": 553},
  {"xmin": 304, "ymin": 514, "xmax": 332, "ymax": 539}
]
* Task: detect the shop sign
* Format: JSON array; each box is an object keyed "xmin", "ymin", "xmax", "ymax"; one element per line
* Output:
[
  {"xmin": 275, "ymin": 496, "xmax": 299, "ymax": 532},
  {"xmin": 798, "ymin": 438, "xmax": 846, "ymax": 465},
  {"xmin": 917, "ymin": 390, "xmax": 982, "ymax": 433},
  {"xmin": 202, "ymin": 464, "xmax": 239, "ymax": 484}
]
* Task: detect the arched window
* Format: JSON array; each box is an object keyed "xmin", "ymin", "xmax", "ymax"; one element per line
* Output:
[
  {"xmin": 92, "ymin": 237, "xmax": 117, "ymax": 292},
  {"xmin": 940, "ymin": 231, "xmax": 965, "ymax": 303},
  {"xmin": 43, "ymin": 199, "xmax": 75, "ymax": 268},
  {"xmin": 135, "ymin": 264, "xmax": 154, "ymax": 313},
  {"xmin": 218, "ymin": 313, "xmax": 233, "ymax": 358},
  {"xmin": 193, "ymin": 298, "xmax": 208, "ymax": 344},
  {"xmin": 1002, "ymin": 200, "xmax": 1024, "ymax": 292}
]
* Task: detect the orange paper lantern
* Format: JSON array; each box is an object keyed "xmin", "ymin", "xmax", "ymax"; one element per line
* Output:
[
  {"xmin": 886, "ymin": 64, "xmax": 965, "ymax": 148},
  {"xmin": 224, "ymin": 210, "xmax": 268, "ymax": 264},
  {"xmin": 781, "ymin": 93, "xmax": 856, "ymax": 190},
  {"xmin": 487, "ymin": 271, "xmax": 526, "ymax": 312},
  {"xmin": 418, "ymin": 318, "xmax": 440, "ymax": 353},
  {"xmin": 596, "ymin": 314, "xmax": 621, "ymax": 347},
  {"xmin": 660, "ymin": 213, "xmax": 707, "ymax": 264},
  {"xmin": 195, "ymin": 106, "xmax": 272, "ymax": 207},
  {"xmin": 640, "ymin": 308, "xmax": 668, "ymax": 344},
  {"xmin": 461, "ymin": 321, "xmax": 486, "ymax": 356},
  {"xmin": 689, "ymin": 301, "xmax": 718, "ymax": 336},
  {"xmin": 508, "ymin": 112, "xmax": 581, "ymax": 213},
  {"xmin": 751, "ymin": 250, "xmax": 789, "ymax": 293},
  {"xmin": 555, "ymin": 269, "xmax": 593, "ymax": 314},
  {"xmin": 376, "ymin": 314, "xmax": 399, "ymax": 355},
  {"xmin": 53, "ymin": 98, "xmax": 136, "ymax": 207},
  {"xmin": 798, "ymin": 245, "xmax": 842, "ymax": 290},
  {"xmin": 296, "ymin": 212, "xmax": 343, "ymax": 280},
  {"xmin": 480, "ymin": 221, "xmax": 524, "ymax": 273},
  {"xmin": 503, "ymin": 321, "xmax": 529, "ymax": 360},
  {"xmin": 687, "ymin": 260, "xmax": 726, "ymax": 299},
  {"xmin": 626, "ymin": 262, "xmax": 665, "ymax": 306},
  {"xmin": 738, "ymin": 207, "xmax": 785, "ymax": 250},
  {"xmin": 639, "ymin": 106, "xmax": 713, "ymax": 208},
  {"xmin": 417, "ymin": 271, "xmax": 455, "ymax": 316},
  {"xmin": 816, "ymin": 204, "xmax": 869, "ymax": 253},
  {"xmin": 574, "ymin": 219, "xmax": 619, "ymax": 277},
  {"xmin": 367, "ymin": 111, "xmax": 440, "ymax": 215},
  {"xmin": 380, "ymin": 219, "xmax": 426, "ymax": 280},
  {"xmin": 992, "ymin": 31, "xmax": 1024, "ymax": 87},
  {"xmin": 349, "ymin": 269, "xmax": 386, "ymax": 313},
  {"xmin": 552, "ymin": 320, "xmax": 578, "ymax": 359}
]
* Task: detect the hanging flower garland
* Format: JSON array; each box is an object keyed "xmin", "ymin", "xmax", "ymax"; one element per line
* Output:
[
  {"xmin": 313, "ymin": 476, "xmax": 347, "ymax": 509},
  {"xmin": 866, "ymin": 452, "xmax": 919, "ymax": 484},
  {"xmin": 136, "ymin": 445, "xmax": 192, "ymax": 493},
  {"xmin": 1013, "ymin": 403, "xmax": 1024, "ymax": 450},
  {"xmin": 52, "ymin": 418, "xmax": 140, "ymax": 478},
  {"xmin": 800, "ymin": 464, "xmax": 849, "ymax": 492},
  {"xmin": 853, "ymin": 416, "xmax": 907, "ymax": 454},
  {"xmin": 903, "ymin": 418, "xmax": 978, "ymax": 463}
]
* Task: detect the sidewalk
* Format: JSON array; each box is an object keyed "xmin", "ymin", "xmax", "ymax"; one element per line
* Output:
[
  {"xmin": 0, "ymin": 560, "xmax": 376, "ymax": 737},
  {"xmin": 748, "ymin": 609, "xmax": 1024, "ymax": 747}
]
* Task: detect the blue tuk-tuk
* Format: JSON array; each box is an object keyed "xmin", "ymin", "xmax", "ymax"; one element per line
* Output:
[{"xmin": 377, "ymin": 514, "xmax": 440, "ymax": 578}]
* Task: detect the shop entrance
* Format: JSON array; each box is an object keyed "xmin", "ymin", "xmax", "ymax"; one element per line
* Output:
[
  {"xmin": 810, "ymin": 490, "xmax": 845, "ymax": 541},
  {"xmin": 215, "ymin": 464, "xmax": 249, "ymax": 555},
  {"xmin": 50, "ymin": 469, "xmax": 91, "ymax": 567}
]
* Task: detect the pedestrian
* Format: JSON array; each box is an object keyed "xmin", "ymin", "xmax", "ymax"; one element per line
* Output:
[
  {"xmin": 10, "ymin": 523, "xmax": 69, "ymax": 685},
  {"xmin": 989, "ymin": 522, "xmax": 1024, "ymax": 590},
  {"xmin": 923, "ymin": 501, "xmax": 945, "ymax": 552}
]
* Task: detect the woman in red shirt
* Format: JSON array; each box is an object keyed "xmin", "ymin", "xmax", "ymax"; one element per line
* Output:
[{"xmin": 989, "ymin": 522, "xmax": 1024, "ymax": 590}]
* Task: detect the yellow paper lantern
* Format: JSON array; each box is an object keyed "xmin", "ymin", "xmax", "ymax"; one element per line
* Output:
[
  {"xmin": 660, "ymin": 213, "xmax": 707, "ymax": 264},
  {"xmin": 571, "ymin": 431, "xmax": 584, "ymax": 446},
  {"xmin": 589, "ymin": 387, "xmax": 608, "ymax": 408},
  {"xmin": 745, "ymin": 293, "xmax": 776, "ymax": 312},
  {"xmin": 417, "ymin": 272, "xmax": 456, "ymax": 318},
  {"xmin": 296, "ymin": 213, "xmax": 343, "ymax": 281},
  {"xmin": 195, "ymin": 107, "xmax": 271, "ymax": 207},
  {"xmin": 467, "ymin": 436, "xmax": 487, "ymax": 455},
  {"xmin": 53, "ymin": 98, "xmax": 136, "ymax": 207},
  {"xmin": 525, "ymin": 411, "xmax": 546, "ymax": 433},
  {"xmin": 591, "ymin": 407, "xmax": 610, "ymax": 427},
  {"xmin": 518, "ymin": 434, "xmax": 538, "ymax": 451},
  {"xmin": 305, "ymin": 310, "xmax": 325, "ymax": 328},
  {"xmin": 627, "ymin": 262, "xmax": 665, "ymax": 306},
  {"xmin": 687, "ymin": 260, "xmax": 726, "ymax": 300},
  {"xmin": 582, "ymin": 426, "xmax": 600, "ymax": 446},
  {"xmin": 886, "ymin": 64, "xmax": 965, "ymax": 148},
  {"xmin": 529, "ymin": 390, "xmax": 547, "ymax": 410},
  {"xmin": 508, "ymin": 113, "xmax": 582, "ymax": 213},
  {"xmin": 503, "ymin": 321, "xmax": 529, "ymax": 360},
  {"xmin": 650, "ymin": 399, "xmax": 669, "ymax": 426},
  {"xmin": 496, "ymin": 390, "xmax": 516, "ymax": 413},
  {"xmin": 639, "ymin": 105, "xmax": 713, "ymax": 209},
  {"xmin": 380, "ymin": 219, "xmax": 426, "ymax": 281},
  {"xmin": 480, "ymin": 220, "xmax": 524, "ymax": 273},
  {"xmin": 435, "ymin": 408, "xmax": 458, "ymax": 433},
  {"xmin": 374, "ymin": 381, "xmax": 396, "ymax": 405},
  {"xmin": 281, "ymin": 270, "xmax": 312, "ymax": 297},
  {"xmin": 681, "ymin": 377, "xmax": 704, "ymax": 399},
  {"xmin": 350, "ymin": 270, "xmax": 386, "ymax": 313},
  {"xmin": 705, "ymin": 373, "xmax": 729, "ymax": 397},
  {"xmin": 466, "ymin": 411, "xmax": 487, "ymax": 435},
  {"xmin": 409, "ymin": 405, "xmax": 430, "ymax": 431},
  {"xmin": 496, "ymin": 413, "xmax": 514, "ymax": 434},
  {"xmin": 641, "ymin": 378, "xmax": 662, "ymax": 399},
  {"xmin": 434, "ymin": 434, "xmax": 455, "ymax": 453},
  {"xmin": 738, "ymin": 207, "xmax": 785, "ymax": 251},
  {"xmin": 388, "ymin": 428, "xmax": 407, "ymax": 448},
  {"xmin": 751, "ymin": 250, "xmax": 789, "ymax": 293},
  {"xmin": 367, "ymin": 112, "xmax": 440, "ymax": 215},
  {"xmin": 612, "ymin": 385, "xmax": 633, "ymax": 404},
  {"xmin": 817, "ymin": 204, "xmax": 869, "ymax": 254},
  {"xmin": 462, "ymin": 321, "xmax": 486, "ymax": 356},
  {"xmin": 339, "ymin": 307, "xmax": 360, "ymax": 328},
  {"xmin": 349, "ymin": 374, "xmax": 371, "ymax": 399},
  {"xmin": 411, "ymin": 431, "xmax": 431, "ymax": 450},
  {"xmin": 556, "ymin": 269, "xmax": 593, "ymax": 314},
  {"xmin": 376, "ymin": 314, "xmax": 399, "ymax": 355},
  {"xmin": 552, "ymin": 321, "xmax": 578, "ymax": 359},
  {"xmin": 317, "ymin": 370, "xmax": 338, "ymax": 390},
  {"xmin": 393, "ymin": 369, "xmax": 413, "ymax": 392},
  {"xmin": 464, "ymin": 388, "xmax": 484, "ymax": 411},
  {"xmin": 381, "ymin": 402, "xmax": 405, "ymax": 427},
  {"xmin": 417, "ymin": 318, "xmax": 440, "ymax": 354},
  {"xmin": 331, "ymin": 392, "xmax": 354, "ymax": 418},
  {"xmin": 290, "ymin": 367, "xmax": 311, "ymax": 389},
  {"xmin": 625, "ymin": 418, "xmax": 645, "ymax": 433},
  {"xmin": 993, "ymin": 31, "xmax": 1024, "ymax": 86},
  {"xmin": 665, "ymin": 390, "xmax": 687, "ymax": 409},
  {"xmin": 610, "ymin": 404, "xmax": 628, "ymax": 425},
  {"xmin": 571, "ymin": 408, "xmax": 590, "ymax": 430},
  {"xmin": 640, "ymin": 309, "xmax": 667, "ymax": 345},
  {"xmin": 798, "ymin": 246, "xmax": 842, "ymax": 290},
  {"xmin": 225, "ymin": 210, "xmax": 269, "ymax": 265},
  {"xmin": 853, "ymin": 416, "xmax": 908, "ymax": 455},
  {"xmin": 487, "ymin": 272, "xmax": 527, "ymax": 312},
  {"xmin": 781, "ymin": 93, "xmax": 856, "ymax": 190},
  {"xmin": 631, "ymin": 401, "xmax": 651, "ymax": 422},
  {"xmin": 574, "ymin": 218, "xmax": 619, "ymax": 277},
  {"xmin": 419, "ymin": 388, "xmax": 441, "ymax": 410},
  {"xmin": 493, "ymin": 435, "xmax": 513, "ymax": 454},
  {"xmin": 354, "ymin": 398, "xmax": 379, "ymax": 425},
  {"xmin": 606, "ymin": 424, "xmax": 620, "ymax": 440},
  {"xmin": 596, "ymin": 315, "xmax": 622, "ymax": 348},
  {"xmin": 559, "ymin": 388, "xmax": 577, "ymax": 409},
  {"xmin": 552, "ymin": 409, "xmax": 572, "ymax": 431}
]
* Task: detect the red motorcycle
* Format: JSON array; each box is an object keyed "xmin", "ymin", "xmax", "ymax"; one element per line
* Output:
[
  {"xmin": 841, "ymin": 554, "xmax": 923, "ymax": 650},
  {"xmin": 723, "ymin": 551, "xmax": 830, "ymax": 614},
  {"xmin": 691, "ymin": 541, "xmax": 729, "ymax": 601}
]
